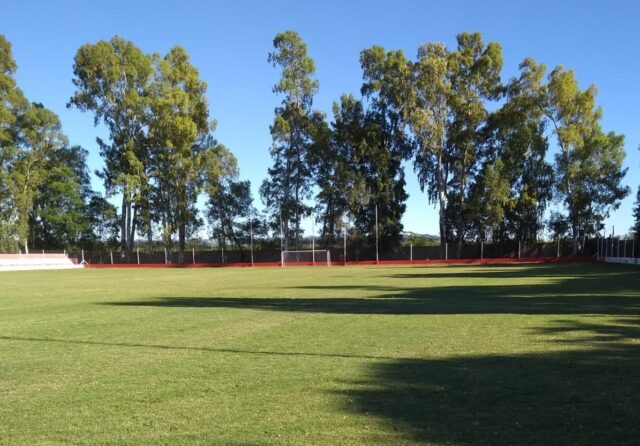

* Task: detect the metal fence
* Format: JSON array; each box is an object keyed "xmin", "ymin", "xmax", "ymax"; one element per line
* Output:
[{"xmin": 51, "ymin": 237, "xmax": 619, "ymax": 265}]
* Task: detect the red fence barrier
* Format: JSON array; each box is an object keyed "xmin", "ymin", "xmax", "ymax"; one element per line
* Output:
[{"xmin": 86, "ymin": 256, "xmax": 595, "ymax": 269}]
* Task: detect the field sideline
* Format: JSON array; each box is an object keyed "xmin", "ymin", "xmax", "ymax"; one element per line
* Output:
[{"xmin": 1, "ymin": 263, "xmax": 639, "ymax": 445}]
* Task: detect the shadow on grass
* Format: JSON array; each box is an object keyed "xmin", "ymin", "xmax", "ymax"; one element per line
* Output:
[
  {"xmin": 103, "ymin": 264, "xmax": 640, "ymax": 316},
  {"xmin": 0, "ymin": 335, "xmax": 397, "ymax": 361},
  {"xmin": 339, "ymin": 318, "xmax": 640, "ymax": 444}
]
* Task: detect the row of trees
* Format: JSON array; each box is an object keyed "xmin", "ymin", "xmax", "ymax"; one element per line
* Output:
[
  {"xmin": 260, "ymin": 31, "xmax": 631, "ymax": 256},
  {"xmin": 0, "ymin": 31, "xmax": 635, "ymax": 259},
  {"xmin": 0, "ymin": 35, "xmax": 119, "ymax": 253}
]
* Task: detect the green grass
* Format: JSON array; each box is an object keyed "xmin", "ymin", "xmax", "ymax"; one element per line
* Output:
[{"xmin": 1, "ymin": 263, "xmax": 639, "ymax": 445}]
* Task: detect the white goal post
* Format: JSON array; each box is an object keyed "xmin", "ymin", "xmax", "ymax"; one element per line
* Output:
[{"xmin": 281, "ymin": 250, "xmax": 331, "ymax": 267}]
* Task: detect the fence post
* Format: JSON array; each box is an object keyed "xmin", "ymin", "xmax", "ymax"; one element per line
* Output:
[
  {"xmin": 164, "ymin": 248, "xmax": 167, "ymax": 265},
  {"xmin": 250, "ymin": 218, "xmax": 254, "ymax": 267},
  {"xmin": 375, "ymin": 205, "xmax": 379, "ymax": 265},
  {"xmin": 518, "ymin": 241, "xmax": 521, "ymax": 259},
  {"xmin": 221, "ymin": 245, "xmax": 224, "ymax": 264},
  {"xmin": 137, "ymin": 248, "xmax": 140, "ymax": 265},
  {"xmin": 42, "ymin": 249, "xmax": 45, "ymax": 257},
  {"xmin": 557, "ymin": 239, "xmax": 560, "ymax": 258},
  {"xmin": 110, "ymin": 250, "xmax": 113, "ymax": 265},
  {"xmin": 445, "ymin": 242, "xmax": 448, "ymax": 260},
  {"xmin": 81, "ymin": 249, "xmax": 85, "ymax": 264},
  {"xmin": 481, "ymin": 241, "xmax": 484, "ymax": 260},
  {"xmin": 343, "ymin": 232, "xmax": 347, "ymax": 266},
  {"xmin": 410, "ymin": 243, "xmax": 413, "ymax": 262},
  {"xmin": 192, "ymin": 248, "xmax": 195, "ymax": 265}
]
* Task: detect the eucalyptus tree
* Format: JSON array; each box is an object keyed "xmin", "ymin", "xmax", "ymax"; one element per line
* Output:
[
  {"xmin": 69, "ymin": 36, "xmax": 153, "ymax": 260},
  {"xmin": 467, "ymin": 158, "xmax": 512, "ymax": 241},
  {"xmin": 147, "ymin": 46, "xmax": 216, "ymax": 263},
  {"xmin": 260, "ymin": 30, "xmax": 319, "ymax": 250},
  {"xmin": 445, "ymin": 33, "xmax": 503, "ymax": 256},
  {"xmin": 0, "ymin": 35, "xmax": 32, "ymax": 251},
  {"xmin": 476, "ymin": 58, "xmax": 552, "ymax": 242},
  {"xmin": 208, "ymin": 180, "xmax": 259, "ymax": 261},
  {"xmin": 409, "ymin": 42, "xmax": 451, "ymax": 255},
  {"xmin": 358, "ymin": 46, "xmax": 412, "ymax": 251},
  {"xmin": 12, "ymin": 103, "xmax": 68, "ymax": 253},
  {"xmin": 409, "ymin": 33, "xmax": 502, "ymax": 255},
  {"xmin": 545, "ymin": 67, "xmax": 629, "ymax": 253},
  {"xmin": 632, "ymin": 186, "xmax": 640, "ymax": 239},
  {"xmin": 312, "ymin": 95, "xmax": 362, "ymax": 246},
  {"xmin": 29, "ymin": 145, "xmax": 92, "ymax": 249}
]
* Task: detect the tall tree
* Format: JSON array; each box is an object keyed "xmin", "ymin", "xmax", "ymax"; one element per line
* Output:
[
  {"xmin": 476, "ymin": 58, "xmax": 553, "ymax": 242},
  {"xmin": 632, "ymin": 185, "xmax": 640, "ymax": 239},
  {"xmin": 12, "ymin": 103, "xmax": 68, "ymax": 253},
  {"xmin": 208, "ymin": 180, "xmax": 259, "ymax": 261},
  {"xmin": 29, "ymin": 145, "xmax": 93, "ymax": 249},
  {"xmin": 312, "ymin": 95, "xmax": 362, "ymax": 246},
  {"xmin": 545, "ymin": 67, "xmax": 629, "ymax": 253},
  {"xmin": 409, "ymin": 34, "xmax": 502, "ymax": 255},
  {"xmin": 445, "ymin": 33, "xmax": 503, "ymax": 256},
  {"xmin": 0, "ymin": 34, "xmax": 28, "ymax": 252},
  {"xmin": 359, "ymin": 46, "xmax": 412, "ymax": 251},
  {"xmin": 260, "ymin": 30, "xmax": 319, "ymax": 250},
  {"xmin": 69, "ymin": 36, "xmax": 152, "ymax": 260},
  {"xmin": 147, "ymin": 46, "xmax": 216, "ymax": 263},
  {"xmin": 409, "ymin": 42, "xmax": 451, "ymax": 255},
  {"xmin": 467, "ymin": 158, "xmax": 513, "ymax": 241}
]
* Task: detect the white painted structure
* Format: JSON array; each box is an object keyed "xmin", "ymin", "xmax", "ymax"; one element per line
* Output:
[
  {"xmin": 0, "ymin": 254, "xmax": 83, "ymax": 271},
  {"xmin": 602, "ymin": 257, "xmax": 640, "ymax": 266}
]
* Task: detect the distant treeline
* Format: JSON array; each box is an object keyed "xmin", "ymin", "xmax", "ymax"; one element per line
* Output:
[{"xmin": 0, "ymin": 31, "xmax": 637, "ymax": 262}]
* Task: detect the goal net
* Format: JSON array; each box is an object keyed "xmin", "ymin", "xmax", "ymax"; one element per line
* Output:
[{"xmin": 281, "ymin": 250, "xmax": 331, "ymax": 267}]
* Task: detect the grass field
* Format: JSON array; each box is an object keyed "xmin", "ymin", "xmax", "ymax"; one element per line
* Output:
[{"xmin": 1, "ymin": 262, "xmax": 639, "ymax": 445}]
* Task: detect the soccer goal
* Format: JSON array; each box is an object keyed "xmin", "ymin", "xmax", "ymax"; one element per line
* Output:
[{"xmin": 281, "ymin": 250, "xmax": 331, "ymax": 267}]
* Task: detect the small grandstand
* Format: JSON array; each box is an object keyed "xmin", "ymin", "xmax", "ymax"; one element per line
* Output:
[{"xmin": 0, "ymin": 254, "xmax": 83, "ymax": 272}]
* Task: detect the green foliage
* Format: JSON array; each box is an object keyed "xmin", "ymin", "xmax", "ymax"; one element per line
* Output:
[
  {"xmin": 311, "ymin": 95, "xmax": 362, "ymax": 245},
  {"xmin": 70, "ymin": 37, "xmax": 237, "ymax": 261},
  {"xmin": 69, "ymin": 36, "xmax": 153, "ymax": 258},
  {"xmin": 208, "ymin": 179, "xmax": 266, "ymax": 261},
  {"xmin": 29, "ymin": 145, "xmax": 92, "ymax": 249},
  {"xmin": 358, "ymin": 46, "xmax": 412, "ymax": 251},
  {"xmin": 477, "ymin": 58, "xmax": 553, "ymax": 242},
  {"xmin": 632, "ymin": 186, "xmax": 640, "ymax": 238},
  {"xmin": 409, "ymin": 33, "xmax": 503, "ymax": 254},
  {"xmin": 261, "ymin": 31, "xmax": 321, "ymax": 249},
  {"xmin": 546, "ymin": 67, "xmax": 629, "ymax": 252},
  {"xmin": 268, "ymin": 30, "xmax": 318, "ymax": 107},
  {"xmin": 468, "ymin": 159, "xmax": 513, "ymax": 240},
  {"xmin": 147, "ymin": 45, "xmax": 215, "ymax": 262}
]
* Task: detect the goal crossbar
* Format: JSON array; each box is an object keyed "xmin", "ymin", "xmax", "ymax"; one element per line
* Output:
[{"xmin": 281, "ymin": 250, "xmax": 331, "ymax": 267}]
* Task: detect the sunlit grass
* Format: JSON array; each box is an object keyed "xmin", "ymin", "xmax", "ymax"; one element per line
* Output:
[{"xmin": 1, "ymin": 263, "xmax": 639, "ymax": 444}]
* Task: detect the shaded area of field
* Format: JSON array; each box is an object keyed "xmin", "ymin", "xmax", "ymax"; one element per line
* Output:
[
  {"xmin": 340, "ymin": 318, "xmax": 640, "ymax": 444},
  {"xmin": 108, "ymin": 264, "xmax": 640, "ymax": 316}
]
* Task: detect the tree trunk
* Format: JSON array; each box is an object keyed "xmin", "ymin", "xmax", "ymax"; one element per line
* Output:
[
  {"xmin": 437, "ymin": 156, "xmax": 447, "ymax": 259},
  {"xmin": 571, "ymin": 221, "xmax": 580, "ymax": 256},
  {"xmin": 439, "ymin": 193, "xmax": 446, "ymax": 259},
  {"xmin": 120, "ymin": 195, "xmax": 127, "ymax": 260},
  {"xmin": 178, "ymin": 220, "xmax": 186, "ymax": 264}
]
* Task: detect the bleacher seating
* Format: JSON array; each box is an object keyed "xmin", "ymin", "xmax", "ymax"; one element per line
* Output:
[{"xmin": 0, "ymin": 254, "xmax": 83, "ymax": 271}]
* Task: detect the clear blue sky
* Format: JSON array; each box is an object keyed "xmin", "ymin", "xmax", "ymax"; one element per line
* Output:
[{"xmin": 2, "ymin": 0, "xmax": 639, "ymax": 237}]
